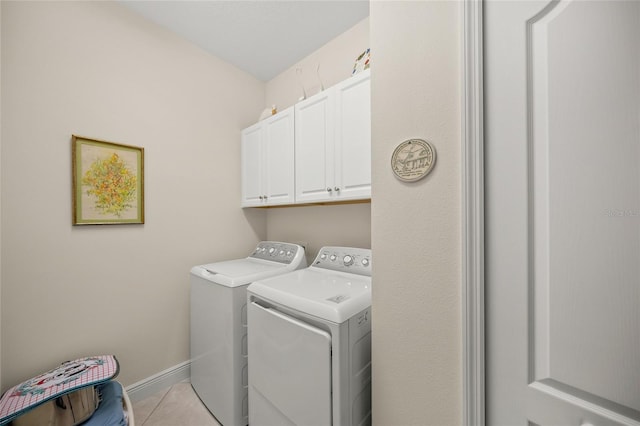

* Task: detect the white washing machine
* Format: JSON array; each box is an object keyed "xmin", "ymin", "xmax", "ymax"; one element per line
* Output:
[
  {"xmin": 190, "ymin": 241, "xmax": 306, "ymax": 426},
  {"xmin": 247, "ymin": 246, "xmax": 372, "ymax": 426}
]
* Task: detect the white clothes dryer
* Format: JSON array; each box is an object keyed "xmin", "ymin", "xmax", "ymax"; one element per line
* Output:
[
  {"xmin": 190, "ymin": 241, "xmax": 306, "ymax": 426},
  {"xmin": 247, "ymin": 247, "xmax": 372, "ymax": 426}
]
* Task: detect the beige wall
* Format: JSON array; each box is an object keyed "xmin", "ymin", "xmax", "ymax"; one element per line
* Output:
[
  {"xmin": 265, "ymin": 18, "xmax": 372, "ymax": 261},
  {"xmin": 1, "ymin": 1, "xmax": 266, "ymax": 388},
  {"xmin": 2, "ymin": 2, "xmax": 465, "ymax": 424},
  {"xmin": 266, "ymin": 17, "xmax": 369, "ymax": 112},
  {"xmin": 266, "ymin": 203, "xmax": 371, "ymax": 266},
  {"xmin": 371, "ymin": 1, "xmax": 462, "ymax": 424}
]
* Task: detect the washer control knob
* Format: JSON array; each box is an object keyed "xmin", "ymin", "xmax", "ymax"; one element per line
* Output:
[
  {"xmin": 268, "ymin": 247, "xmax": 276, "ymax": 255},
  {"xmin": 330, "ymin": 254, "xmax": 337, "ymax": 261},
  {"xmin": 362, "ymin": 258, "xmax": 370, "ymax": 267},
  {"xmin": 343, "ymin": 255, "xmax": 354, "ymax": 266},
  {"xmin": 286, "ymin": 250, "xmax": 292, "ymax": 257},
  {"xmin": 279, "ymin": 250, "xmax": 285, "ymax": 256},
  {"xmin": 320, "ymin": 253, "xmax": 327, "ymax": 260}
]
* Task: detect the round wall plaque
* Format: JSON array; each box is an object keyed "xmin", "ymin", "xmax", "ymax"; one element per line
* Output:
[{"xmin": 391, "ymin": 139, "xmax": 437, "ymax": 182}]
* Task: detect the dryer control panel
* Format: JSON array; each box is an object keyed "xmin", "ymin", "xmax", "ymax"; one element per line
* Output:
[
  {"xmin": 250, "ymin": 241, "xmax": 302, "ymax": 264},
  {"xmin": 312, "ymin": 246, "xmax": 372, "ymax": 276}
]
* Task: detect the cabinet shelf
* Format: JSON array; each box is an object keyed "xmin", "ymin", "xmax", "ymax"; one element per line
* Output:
[{"xmin": 246, "ymin": 198, "xmax": 371, "ymax": 209}]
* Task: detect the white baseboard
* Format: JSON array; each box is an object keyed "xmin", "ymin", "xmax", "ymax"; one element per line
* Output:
[{"xmin": 125, "ymin": 360, "xmax": 191, "ymax": 403}]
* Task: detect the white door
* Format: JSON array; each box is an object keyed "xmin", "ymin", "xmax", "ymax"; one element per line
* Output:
[
  {"xmin": 241, "ymin": 123, "xmax": 263, "ymax": 207},
  {"xmin": 335, "ymin": 70, "xmax": 371, "ymax": 201},
  {"xmin": 264, "ymin": 107, "xmax": 295, "ymax": 205},
  {"xmin": 295, "ymin": 90, "xmax": 335, "ymax": 203},
  {"xmin": 485, "ymin": 1, "xmax": 640, "ymax": 425}
]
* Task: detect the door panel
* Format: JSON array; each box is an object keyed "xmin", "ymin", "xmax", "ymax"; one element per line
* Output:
[
  {"xmin": 335, "ymin": 70, "xmax": 371, "ymax": 200},
  {"xmin": 486, "ymin": 0, "xmax": 640, "ymax": 424},
  {"xmin": 295, "ymin": 91, "xmax": 334, "ymax": 203},
  {"xmin": 248, "ymin": 302, "xmax": 332, "ymax": 426},
  {"xmin": 241, "ymin": 124, "xmax": 263, "ymax": 206},
  {"xmin": 264, "ymin": 109, "xmax": 295, "ymax": 204}
]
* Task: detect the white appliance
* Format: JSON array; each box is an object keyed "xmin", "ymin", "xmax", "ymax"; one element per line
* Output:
[
  {"xmin": 247, "ymin": 246, "xmax": 372, "ymax": 426},
  {"xmin": 190, "ymin": 241, "xmax": 306, "ymax": 426}
]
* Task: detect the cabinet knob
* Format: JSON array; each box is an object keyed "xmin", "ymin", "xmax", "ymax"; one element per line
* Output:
[
  {"xmin": 327, "ymin": 188, "xmax": 332, "ymax": 192},
  {"xmin": 334, "ymin": 187, "xmax": 340, "ymax": 192},
  {"xmin": 263, "ymin": 195, "xmax": 268, "ymax": 200},
  {"xmin": 259, "ymin": 196, "xmax": 263, "ymax": 200}
]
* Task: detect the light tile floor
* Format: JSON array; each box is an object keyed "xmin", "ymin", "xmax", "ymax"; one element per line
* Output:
[{"xmin": 132, "ymin": 382, "xmax": 220, "ymax": 426}]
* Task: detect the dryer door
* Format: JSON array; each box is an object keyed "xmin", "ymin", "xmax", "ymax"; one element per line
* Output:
[{"xmin": 248, "ymin": 301, "xmax": 332, "ymax": 426}]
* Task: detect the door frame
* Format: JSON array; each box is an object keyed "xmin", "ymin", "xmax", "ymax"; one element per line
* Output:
[{"xmin": 462, "ymin": 0, "xmax": 485, "ymax": 425}]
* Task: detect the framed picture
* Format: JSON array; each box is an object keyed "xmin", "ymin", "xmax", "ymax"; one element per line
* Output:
[{"xmin": 72, "ymin": 135, "xmax": 144, "ymax": 225}]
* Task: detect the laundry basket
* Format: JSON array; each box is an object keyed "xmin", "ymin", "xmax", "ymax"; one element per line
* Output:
[{"xmin": 0, "ymin": 356, "xmax": 134, "ymax": 426}]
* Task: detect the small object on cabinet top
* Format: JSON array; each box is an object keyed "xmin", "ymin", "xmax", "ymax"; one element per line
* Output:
[
  {"xmin": 352, "ymin": 48, "xmax": 370, "ymax": 75},
  {"xmin": 259, "ymin": 107, "xmax": 271, "ymax": 121}
]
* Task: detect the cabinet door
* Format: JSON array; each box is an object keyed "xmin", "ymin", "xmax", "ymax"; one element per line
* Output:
[
  {"xmin": 295, "ymin": 90, "xmax": 335, "ymax": 203},
  {"xmin": 334, "ymin": 70, "xmax": 371, "ymax": 201},
  {"xmin": 263, "ymin": 108, "xmax": 295, "ymax": 205},
  {"xmin": 240, "ymin": 123, "xmax": 264, "ymax": 207}
]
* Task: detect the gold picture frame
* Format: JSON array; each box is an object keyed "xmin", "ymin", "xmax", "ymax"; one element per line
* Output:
[{"xmin": 72, "ymin": 135, "xmax": 144, "ymax": 225}]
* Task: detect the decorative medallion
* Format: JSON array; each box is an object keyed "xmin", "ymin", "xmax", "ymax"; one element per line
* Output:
[{"xmin": 391, "ymin": 139, "xmax": 437, "ymax": 182}]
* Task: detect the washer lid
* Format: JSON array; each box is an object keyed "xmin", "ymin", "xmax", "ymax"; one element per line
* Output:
[
  {"xmin": 247, "ymin": 268, "xmax": 372, "ymax": 323},
  {"xmin": 191, "ymin": 258, "xmax": 296, "ymax": 288}
]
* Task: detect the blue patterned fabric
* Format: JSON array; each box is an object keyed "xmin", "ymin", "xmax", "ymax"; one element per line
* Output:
[{"xmin": 84, "ymin": 381, "xmax": 127, "ymax": 426}]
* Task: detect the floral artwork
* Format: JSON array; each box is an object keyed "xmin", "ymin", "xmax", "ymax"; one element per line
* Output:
[
  {"xmin": 82, "ymin": 153, "xmax": 137, "ymax": 217},
  {"xmin": 72, "ymin": 136, "xmax": 144, "ymax": 225}
]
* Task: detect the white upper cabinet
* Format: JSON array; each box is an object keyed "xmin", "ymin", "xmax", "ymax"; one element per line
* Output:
[
  {"xmin": 241, "ymin": 106, "xmax": 295, "ymax": 207},
  {"xmin": 295, "ymin": 69, "xmax": 371, "ymax": 203},
  {"xmin": 241, "ymin": 70, "xmax": 370, "ymax": 207}
]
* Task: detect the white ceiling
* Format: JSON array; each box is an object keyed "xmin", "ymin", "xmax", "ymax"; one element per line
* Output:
[{"xmin": 119, "ymin": 1, "xmax": 370, "ymax": 81}]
